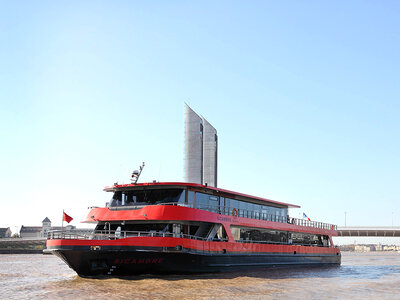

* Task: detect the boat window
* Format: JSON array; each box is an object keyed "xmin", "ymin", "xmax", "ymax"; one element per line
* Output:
[
  {"xmin": 110, "ymin": 189, "xmax": 185, "ymax": 207},
  {"xmin": 209, "ymin": 196, "xmax": 219, "ymax": 213},
  {"xmin": 230, "ymin": 226, "xmax": 240, "ymax": 241},
  {"xmin": 223, "ymin": 198, "xmax": 230, "ymax": 215},
  {"xmin": 195, "ymin": 192, "xmax": 213, "ymax": 210},
  {"xmin": 239, "ymin": 202, "xmax": 248, "ymax": 217},
  {"xmin": 322, "ymin": 235, "xmax": 330, "ymax": 246},
  {"xmin": 228, "ymin": 198, "xmax": 239, "ymax": 211},
  {"xmin": 187, "ymin": 190, "xmax": 289, "ymax": 223},
  {"xmin": 216, "ymin": 225, "xmax": 228, "ymax": 241},
  {"xmin": 230, "ymin": 225, "xmax": 328, "ymax": 247},
  {"xmin": 188, "ymin": 191, "xmax": 195, "ymax": 207},
  {"xmin": 231, "ymin": 226, "xmax": 288, "ymax": 244},
  {"xmin": 291, "ymin": 232, "xmax": 325, "ymax": 246}
]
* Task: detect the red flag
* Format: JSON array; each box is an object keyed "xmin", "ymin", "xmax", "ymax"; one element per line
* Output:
[{"xmin": 63, "ymin": 212, "xmax": 73, "ymax": 223}]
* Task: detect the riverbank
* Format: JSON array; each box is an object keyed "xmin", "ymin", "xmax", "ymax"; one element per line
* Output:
[
  {"xmin": 0, "ymin": 249, "xmax": 44, "ymax": 254},
  {"xmin": 0, "ymin": 238, "xmax": 45, "ymax": 254}
]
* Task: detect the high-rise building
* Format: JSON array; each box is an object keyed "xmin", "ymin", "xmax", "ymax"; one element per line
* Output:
[{"xmin": 184, "ymin": 104, "xmax": 218, "ymax": 187}]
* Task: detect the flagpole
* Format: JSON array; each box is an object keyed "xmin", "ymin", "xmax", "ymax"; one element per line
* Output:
[{"xmin": 62, "ymin": 209, "xmax": 64, "ymax": 232}]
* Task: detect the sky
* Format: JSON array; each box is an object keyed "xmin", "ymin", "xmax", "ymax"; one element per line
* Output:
[{"xmin": 1, "ymin": 1, "xmax": 400, "ymax": 242}]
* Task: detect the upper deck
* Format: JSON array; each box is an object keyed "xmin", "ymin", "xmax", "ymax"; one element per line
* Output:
[
  {"xmin": 103, "ymin": 182, "xmax": 300, "ymax": 209},
  {"xmin": 96, "ymin": 182, "xmax": 336, "ymax": 232}
]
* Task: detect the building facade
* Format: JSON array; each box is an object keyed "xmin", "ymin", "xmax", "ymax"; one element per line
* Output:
[
  {"xmin": 0, "ymin": 227, "xmax": 12, "ymax": 238},
  {"xmin": 20, "ymin": 217, "xmax": 75, "ymax": 238},
  {"xmin": 19, "ymin": 226, "xmax": 42, "ymax": 238}
]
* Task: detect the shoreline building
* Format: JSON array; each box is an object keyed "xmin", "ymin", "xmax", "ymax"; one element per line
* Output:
[
  {"xmin": 0, "ymin": 227, "xmax": 12, "ymax": 238},
  {"xmin": 184, "ymin": 104, "xmax": 218, "ymax": 187},
  {"xmin": 20, "ymin": 218, "xmax": 75, "ymax": 238}
]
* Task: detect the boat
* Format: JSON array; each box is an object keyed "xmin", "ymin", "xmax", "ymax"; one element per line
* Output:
[{"xmin": 45, "ymin": 173, "xmax": 341, "ymax": 277}]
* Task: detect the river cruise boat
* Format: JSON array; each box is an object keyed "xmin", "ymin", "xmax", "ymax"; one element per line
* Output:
[{"xmin": 46, "ymin": 181, "xmax": 341, "ymax": 277}]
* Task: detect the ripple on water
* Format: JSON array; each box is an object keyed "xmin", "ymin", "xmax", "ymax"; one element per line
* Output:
[{"xmin": 1, "ymin": 253, "xmax": 400, "ymax": 299}]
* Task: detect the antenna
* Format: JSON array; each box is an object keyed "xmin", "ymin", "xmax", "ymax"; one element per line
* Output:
[{"xmin": 131, "ymin": 162, "xmax": 145, "ymax": 184}]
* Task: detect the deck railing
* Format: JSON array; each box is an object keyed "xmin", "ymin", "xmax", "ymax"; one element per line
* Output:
[
  {"xmin": 47, "ymin": 229, "xmax": 330, "ymax": 247},
  {"xmin": 110, "ymin": 202, "xmax": 337, "ymax": 231},
  {"xmin": 47, "ymin": 229, "xmax": 228, "ymax": 242}
]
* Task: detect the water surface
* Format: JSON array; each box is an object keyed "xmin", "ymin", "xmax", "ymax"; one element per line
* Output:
[{"xmin": 1, "ymin": 252, "xmax": 400, "ymax": 299}]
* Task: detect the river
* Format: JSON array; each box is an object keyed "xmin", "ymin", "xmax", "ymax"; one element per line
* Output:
[{"xmin": 1, "ymin": 252, "xmax": 400, "ymax": 299}]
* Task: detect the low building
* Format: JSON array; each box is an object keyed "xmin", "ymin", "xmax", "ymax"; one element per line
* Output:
[
  {"xmin": 19, "ymin": 226, "xmax": 43, "ymax": 238},
  {"xmin": 383, "ymin": 245, "xmax": 400, "ymax": 251},
  {"xmin": 0, "ymin": 227, "xmax": 12, "ymax": 238},
  {"xmin": 354, "ymin": 245, "xmax": 376, "ymax": 252},
  {"xmin": 20, "ymin": 217, "xmax": 76, "ymax": 238}
]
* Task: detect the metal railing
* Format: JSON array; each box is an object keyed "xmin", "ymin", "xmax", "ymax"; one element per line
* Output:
[
  {"xmin": 109, "ymin": 202, "xmax": 337, "ymax": 231},
  {"xmin": 197, "ymin": 203, "xmax": 336, "ymax": 230},
  {"xmin": 47, "ymin": 229, "xmax": 329, "ymax": 248},
  {"xmin": 235, "ymin": 239, "xmax": 330, "ymax": 247},
  {"xmin": 47, "ymin": 229, "xmax": 228, "ymax": 242}
]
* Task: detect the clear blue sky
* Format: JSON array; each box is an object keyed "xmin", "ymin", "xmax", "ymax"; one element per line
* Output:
[{"xmin": 1, "ymin": 1, "xmax": 400, "ymax": 236}]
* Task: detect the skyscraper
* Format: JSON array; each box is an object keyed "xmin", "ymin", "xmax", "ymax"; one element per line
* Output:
[{"xmin": 184, "ymin": 104, "xmax": 218, "ymax": 187}]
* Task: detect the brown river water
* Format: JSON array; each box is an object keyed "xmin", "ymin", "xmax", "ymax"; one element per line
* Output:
[{"xmin": 1, "ymin": 252, "xmax": 400, "ymax": 299}]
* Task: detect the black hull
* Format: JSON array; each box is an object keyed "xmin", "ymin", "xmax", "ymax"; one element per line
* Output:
[{"xmin": 49, "ymin": 249, "xmax": 341, "ymax": 277}]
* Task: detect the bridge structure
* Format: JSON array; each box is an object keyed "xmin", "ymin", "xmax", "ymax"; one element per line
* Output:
[{"xmin": 337, "ymin": 227, "xmax": 400, "ymax": 237}]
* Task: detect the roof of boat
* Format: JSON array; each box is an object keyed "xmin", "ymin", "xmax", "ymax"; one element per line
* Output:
[{"xmin": 103, "ymin": 182, "xmax": 300, "ymax": 208}]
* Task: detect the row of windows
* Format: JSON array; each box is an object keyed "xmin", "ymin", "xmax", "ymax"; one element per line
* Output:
[
  {"xmin": 109, "ymin": 188, "xmax": 287, "ymax": 221},
  {"xmin": 231, "ymin": 226, "xmax": 330, "ymax": 247},
  {"xmin": 110, "ymin": 189, "xmax": 185, "ymax": 206},
  {"xmin": 188, "ymin": 191, "xmax": 287, "ymax": 218}
]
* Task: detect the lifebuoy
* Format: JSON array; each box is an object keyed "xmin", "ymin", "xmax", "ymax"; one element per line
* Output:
[{"xmin": 232, "ymin": 208, "xmax": 238, "ymax": 217}]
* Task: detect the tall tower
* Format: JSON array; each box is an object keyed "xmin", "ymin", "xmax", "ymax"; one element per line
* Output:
[
  {"xmin": 184, "ymin": 104, "xmax": 218, "ymax": 187},
  {"xmin": 202, "ymin": 118, "xmax": 218, "ymax": 187}
]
